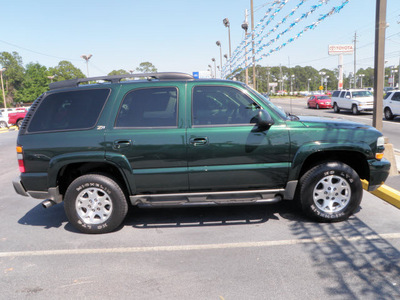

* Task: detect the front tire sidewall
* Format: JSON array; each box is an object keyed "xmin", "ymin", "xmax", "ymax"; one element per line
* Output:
[
  {"xmin": 64, "ymin": 174, "xmax": 128, "ymax": 234},
  {"xmin": 299, "ymin": 162, "xmax": 362, "ymax": 222},
  {"xmin": 384, "ymin": 108, "xmax": 394, "ymax": 120},
  {"xmin": 333, "ymin": 103, "xmax": 340, "ymax": 113}
]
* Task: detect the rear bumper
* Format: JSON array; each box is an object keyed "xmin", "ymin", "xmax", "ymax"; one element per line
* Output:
[
  {"xmin": 13, "ymin": 176, "xmax": 63, "ymax": 203},
  {"xmin": 367, "ymin": 158, "xmax": 391, "ymax": 191}
]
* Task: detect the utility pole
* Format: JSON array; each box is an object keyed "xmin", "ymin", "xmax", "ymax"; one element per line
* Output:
[
  {"xmin": 267, "ymin": 66, "xmax": 270, "ymax": 94},
  {"xmin": 251, "ymin": 0, "xmax": 256, "ymax": 89},
  {"xmin": 353, "ymin": 32, "xmax": 358, "ymax": 88},
  {"xmin": 373, "ymin": 0, "xmax": 387, "ymax": 131},
  {"xmin": 242, "ymin": 9, "xmax": 249, "ymax": 86}
]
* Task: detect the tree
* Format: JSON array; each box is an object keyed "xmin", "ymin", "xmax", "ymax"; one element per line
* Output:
[
  {"xmin": 136, "ymin": 62, "xmax": 157, "ymax": 73},
  {"xmin": 108, "ymin": 69, "xmax": 128, "ymax": 76},
  {"xmin": 16, "ymin": 63, "xmax": 49, "ymax": 103},
  {"xmin": 48, "ymin": 61, "xmax": 85, "ymax": 81},
  {"xmin": 0, "ymin": 51, "xmax": 25, "ymax": 105}
]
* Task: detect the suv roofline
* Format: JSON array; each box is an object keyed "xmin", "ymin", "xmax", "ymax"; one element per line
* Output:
[{"xmin": 49, "ymin": 72, "xmax": 194, "ymax": 90}]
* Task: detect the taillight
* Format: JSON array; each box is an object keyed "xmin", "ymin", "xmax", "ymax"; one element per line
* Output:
[{"xmin": 16, "ymin": 146, "xmax": 25, "ymax": 173}]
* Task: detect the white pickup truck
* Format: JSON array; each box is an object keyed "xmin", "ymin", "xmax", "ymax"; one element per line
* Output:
[{"xmin": 331, "ymin": 89, "xmax": 374, "ymax": 115}]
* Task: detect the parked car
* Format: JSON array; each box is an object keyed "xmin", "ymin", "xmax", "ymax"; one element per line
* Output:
[
  {"xmin": 8, "ymin": 110, "xmax": 27, "ymax": 128},
  {"xmin": 307, "ymin": 94, "xmax": 332, "ymax": 109},
  {"xmin": 13, "ymin": 73, "xmax": 390, "ymax": 234},
  {"xmin": 383, "ymin": 90, "xmax": 400, "ymax": 120},
  {"xmin": 0, "ymin": 112, "xmax": 8, "ymax": 128},
  {"xmin": 331, "ymin": 89, "xmax": 374, "ymax": 114}
]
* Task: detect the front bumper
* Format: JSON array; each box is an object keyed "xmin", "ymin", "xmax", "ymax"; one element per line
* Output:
[{"xmin": 367, "ymin": 158, "xmax": 391, "ymax": 191}]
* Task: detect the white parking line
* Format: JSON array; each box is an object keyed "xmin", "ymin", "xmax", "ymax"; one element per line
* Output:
[{"xmin": 1, "ymin": 233, "xmax": 400, "ymax": 258}]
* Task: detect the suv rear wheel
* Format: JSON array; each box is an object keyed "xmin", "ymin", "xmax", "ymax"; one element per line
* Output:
[
  {"xmin": 384, "ymin": 107, "xmax": 394, "ymax": 120},
  {"xmin": 64, "ymin": 174, "xmax": 128, "ymax": 234},
  {"xmin": 298, "ymin": 162, "xmax": 362, "ymax": 222}
]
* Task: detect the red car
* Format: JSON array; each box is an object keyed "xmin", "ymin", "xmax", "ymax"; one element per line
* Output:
[
  {"xmin": 307, "ymin": 95, "xmax": 332, "ymax": 109},
  {"xmin": 8, "ymin": 109, "xmax": 27, "ymax": 128}
]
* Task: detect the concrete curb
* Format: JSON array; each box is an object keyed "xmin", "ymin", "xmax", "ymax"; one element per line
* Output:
[{"xmin": 361, "ymin": 179, "xmax": 400, "ymax": 209}]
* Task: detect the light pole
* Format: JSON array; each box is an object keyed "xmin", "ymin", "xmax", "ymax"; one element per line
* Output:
[
  {"xmin": 325, "ymin": 75, "xmax": 329, "ymax": 92},
  {"xmin": 308, "ymin": 78, "xmax": 311, "ymax": 93},
  {"xmin": 319, "ymin": 71, "xmax": 326, "ymax": 93},
  {"xmin": 290, "ymin": 75, "xmax": 295, "ymax": 95},
  {"xmin": 216, "ymin": 41, "xmax": 223, "ymax": 78},
  {"xmin": 0, "ymin": 67, "xmax": 6, "ymax": 109},
  {"xmin": 81, "ymin": 54, "xmax": 92, "ymax": 77},
  {"xmin": 208, "ymin": 64, "xmax": 213, "ymax": 78},
  {"xmin": 242, "ymin": 14, "xmax": 249, "ymax": 85},
  {"xmin": 223, "ymin": 18, "xmax": 231, "ymax": 59},
  {"xmin": 211, "ymin": 58, "xmax": 217, "ymax": 79}
]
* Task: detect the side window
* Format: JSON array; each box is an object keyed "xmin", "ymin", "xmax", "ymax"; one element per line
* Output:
[
  {"xmin": 28, "ymin": 89, "xmax": 110, "ymax": 133},
  {"xmin": 392, "ymin": 92, "xmax": 400, "ymax": 101},
  {"xmin": 192, "ymin": 86, "xmax": 260, "ymax": 126},
  {"xmin": 346, "ymin": 92, "xmax": 351, "ymax": 98},
  {"xmin": 384, "ymin": 92, "xmax": 392, "ymax": 100},
  {"xmin": 332, "ymin": 91, "xmax": 340, "ymax": 97},
  {"xmin": 339, "ymin": 91, "xmax": 346, "ymax": 98},
  {"xmin": 115, "ymin": 87, "xmax": 178, "ymax": 128}
]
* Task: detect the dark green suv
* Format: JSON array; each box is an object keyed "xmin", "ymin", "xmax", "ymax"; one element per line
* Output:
[{"xmin": 13, "ymin": 73, "xmax": 391, "ymax": 233}]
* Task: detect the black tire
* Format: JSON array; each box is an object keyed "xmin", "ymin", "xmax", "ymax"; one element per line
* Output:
[
  {"xmin": 64, "ymin": 174, "xmax": 128, "ymax": 234},
  {"xmin": 384, "ymin": 107, "xmax": 394, "ymax": 120},
  {"xmin": 316, "ymin": 104, "xmax": 320, "ymax": 109},
  {"xmin": 333, "ymin": 103, "xmax": 340, "ymax": 113},
  {"xmin": 0, "ymin": 121, "xmax": 7, "ymax": 128},
  {"xmin": 352, "ymin": 105, "xmax": 360, "ymax": 115},
  {"xmin": 298, "ymin": 162, "xmax": 362, "ymax": 222},
  {"xmin": 17, "ymin": 119, "xmax": 23, "ymax": 128}
]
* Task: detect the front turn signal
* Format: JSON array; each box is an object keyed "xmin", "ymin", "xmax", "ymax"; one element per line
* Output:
[{"xmin": 375, "ymin": 153, "xmax": 384, "ymax": 160}]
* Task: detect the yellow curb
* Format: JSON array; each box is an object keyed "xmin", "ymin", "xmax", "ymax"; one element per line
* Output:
[{"xmin": 361, "ymin": 179, "xmax": 400, "ymax": 209}]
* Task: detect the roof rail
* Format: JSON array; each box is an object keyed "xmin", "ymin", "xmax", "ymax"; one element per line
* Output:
[{"xmin": 49, "ymin": 72, "xmax": 194, "ymax": 90}]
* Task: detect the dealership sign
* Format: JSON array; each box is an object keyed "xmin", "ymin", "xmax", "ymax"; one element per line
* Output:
[{"xmin": 328, "ymin": 44, "xmax": 354, "ymax": 55}]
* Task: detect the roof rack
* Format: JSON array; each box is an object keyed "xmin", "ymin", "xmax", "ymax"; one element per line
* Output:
[{"xmin": 49, "ymin": 72, "xmax": 194, "ymax": 90}]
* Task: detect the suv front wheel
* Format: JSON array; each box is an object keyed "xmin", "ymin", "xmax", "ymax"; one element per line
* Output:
[
  {"xmin": 64, "ymin": 174, "xmax": 128, "ymax": 234},
  {"xmin": 298, "ymin": 162, "xmax": 362, "ymax": 222},
  {"xmin": 333, "ymin": 103, "xmax": 340, "ymax": 113},
  {"xmin": 384, "ymin": 107, "xmax": 394, "ymax": 120}
]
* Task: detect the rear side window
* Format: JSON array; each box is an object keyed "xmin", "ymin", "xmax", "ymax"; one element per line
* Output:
[
  {"xmin": 28, "ymin": 89, "xmax": 110, "ymax": 133},
  {"xmin": 392, "ymin": 92, "xmax": 400, "ymax": 101},
  {"xmin": 339, "ymin": 91, "xmax": 346, "ymax": 98},
  {"xmin": 115, "ymin": 87, "xmax": 178, "ymax": 128},
  {"xmin": 332, "ymin": 91, "xmax": 340, "ymax": 97}
]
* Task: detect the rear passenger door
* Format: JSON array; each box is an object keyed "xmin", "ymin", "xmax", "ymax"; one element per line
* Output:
[
  {"xmin": 390, "ymin": 92, "xmax": 400, "ymax": 115},
  {"xmin": 105, "ymin": 83, "xmax": 188, "ymax": 194},
  {"xmin": 186, "ymin": 83, "xmax": 290, "ymax": 192}
]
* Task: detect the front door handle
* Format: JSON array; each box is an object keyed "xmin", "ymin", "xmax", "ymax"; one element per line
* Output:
[
  {"xmin": 190, "ymin": 137, "xmax": 209, "ymax": 146},
  {"xmin": 113, "ymin": 140, "xmax": 132, "ymax": 149}
]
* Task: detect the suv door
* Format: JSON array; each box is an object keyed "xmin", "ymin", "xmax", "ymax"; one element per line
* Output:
[
  {"xmin": 186, "ymin": 83, "xmax": 290, "ymax": 192},
  {"xmin": 105, "ymin": 83, "xmax": 188, "ymax": 194},
  {"xmin": 390, "ymin": 92, "xmax": 400, "ymax": 115}
]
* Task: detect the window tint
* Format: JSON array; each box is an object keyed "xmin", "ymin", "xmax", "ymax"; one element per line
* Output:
[
  {"xmin": 28, "ymin": 89, "xmax": 110, "ymax": 133},
  {"xmin": 384, "ymin": 92, "xmax": 392, "ymax": 100},
  {"xmin": 332, "ymin": 91, "xmax": 340, "ymax": 97},
  {"xmin": 352, "ymin": 91, "xmax": 372, "ymax": 97},
  {"xmin": 192, "ymin": 86, "xmax": 260, "ymax": 126},
  {"xmin": 392, "ymin": 92, "xmax": 400, "ymax": 101},
  {"xmin": 115, "ymin": 87, "xmax": 178, "ymax": 128},
  {"xmin": 339, "ymin": 91, "xmax": 346, "ymax": 98}
]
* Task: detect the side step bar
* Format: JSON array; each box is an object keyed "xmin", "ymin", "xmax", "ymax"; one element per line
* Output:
[{"xmin": 129, "ymin": 189, "xmax": 284, "ymax": 208}]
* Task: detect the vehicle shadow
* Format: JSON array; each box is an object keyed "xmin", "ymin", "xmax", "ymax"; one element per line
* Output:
[
  {"xmin": 124, "ymin": 201, "xmax": 307, "ymax": 229},
  {"xmin": 289, "ymin": 216, "xmax": 400, "ymax": 298}
]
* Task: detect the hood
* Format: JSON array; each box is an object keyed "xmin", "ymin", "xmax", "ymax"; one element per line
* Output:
[{"xmin": 296, "ymin": 115, "xmax": 372, "ymax": 129}]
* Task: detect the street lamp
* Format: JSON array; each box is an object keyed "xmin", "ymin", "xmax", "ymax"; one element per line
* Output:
[
  {"xmin": 223, "ymin": 18, "xmax": 231, "ymax": 59},
  {"xmin": 208, "ymin": 64, "xmax": 213, "ymax": 78},
  {"xmin": 359, "ymin": 74, "xmax": 365, "ymax": 88},
  {"xmin": 0, "ymin": 67, "xmax": 6, "ymax": 109},
  {"xmin": 47, "ymin": 75, "xmax": 55, "ymax": 83},
  {"xmin": 81, "ymin": 54, "xmax": 92, "ymax": 77},
  {"xmin": 211, "ymin": 58, "xmax": 217, "ymax": 79},
  {"xmin": 216, "ymin": 41, "xmax": 222, "ymax": 78}
]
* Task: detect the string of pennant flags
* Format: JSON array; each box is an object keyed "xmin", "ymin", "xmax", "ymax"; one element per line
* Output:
[{"xmin": 223, "ymin": 0, "xmax": 350, "ymax": 79}]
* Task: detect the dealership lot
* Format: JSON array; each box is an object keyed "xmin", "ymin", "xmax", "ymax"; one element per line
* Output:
[{"xmin": 1, "ymin": 120, "xmax": 400, "ymax": 299}]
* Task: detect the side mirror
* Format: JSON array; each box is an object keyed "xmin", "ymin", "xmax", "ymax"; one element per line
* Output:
[
  {"xmin": 254, "ymin": 109, "xmax": 274, "ymax": 131},
  {"xmin": 345, "ymin": 95, "xmax": 350, "ymax": 99}
]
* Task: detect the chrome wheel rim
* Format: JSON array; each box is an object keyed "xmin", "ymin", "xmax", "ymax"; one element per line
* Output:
[
  {"xmin": 313, "ymin": 175, "xmax": 351, "ymax": 213},
  {"xmin": 76, "ymin": 187, "xmax": 113, "ymax": 224}
]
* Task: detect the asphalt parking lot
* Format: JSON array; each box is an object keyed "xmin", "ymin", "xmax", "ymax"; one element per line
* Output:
[{"xmin": 1, "ymin": 126, "xmax": 400, "ymax": 299}]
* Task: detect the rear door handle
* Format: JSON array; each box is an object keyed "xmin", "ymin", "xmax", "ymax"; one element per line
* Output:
[
  {"xmin": 113, "ymin": 140, "xmax": 132, "ymax": 149},
  {"xmin": 190, "ymin": 137, "xmax": 209, "ymax": 146}
]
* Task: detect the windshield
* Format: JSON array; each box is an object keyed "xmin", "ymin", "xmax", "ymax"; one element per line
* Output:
[
  {"xmin": 318, "ymin": 96, "xmax": 331, "ymax": 100},
  {"xmin": 244, "ymin": 85, "xmax": 287, "ymax": 119},
  {"xmin": 352, "ymin": 91, "xmax": 372, "ymax": 97}
]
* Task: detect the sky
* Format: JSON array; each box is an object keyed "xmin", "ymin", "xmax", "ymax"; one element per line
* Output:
[{"xmin": 1, "ymin": 0, "xmax": 400, "ymax": 78}]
